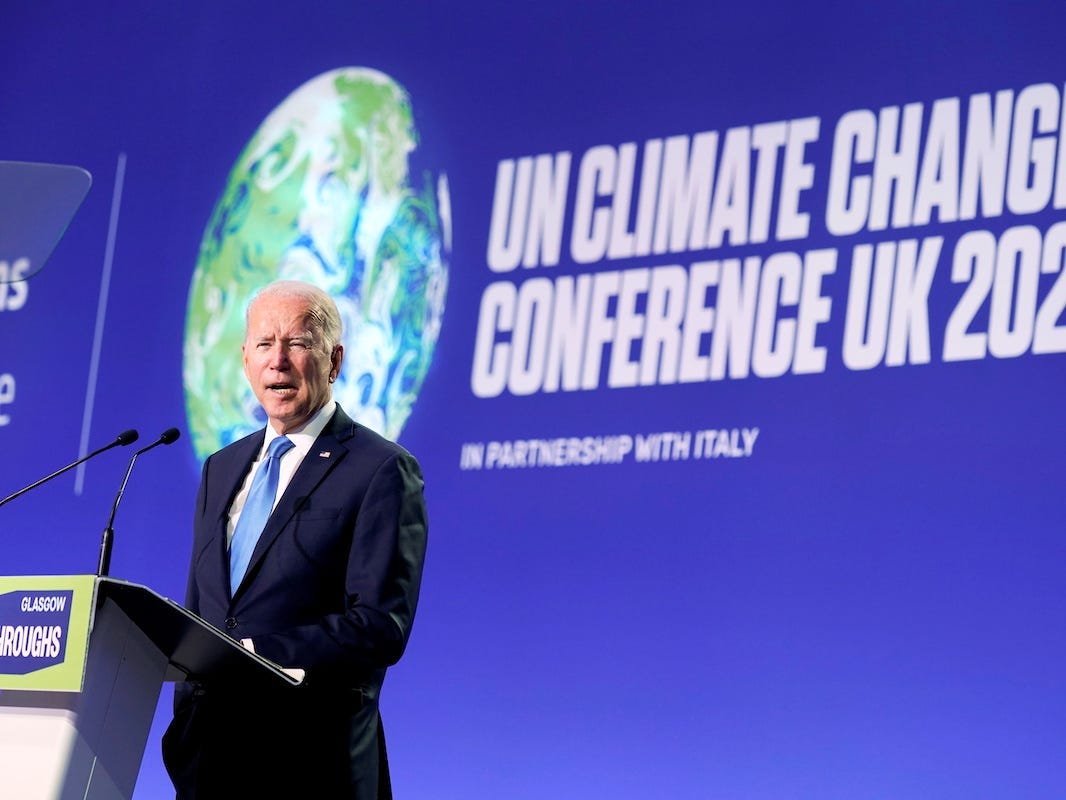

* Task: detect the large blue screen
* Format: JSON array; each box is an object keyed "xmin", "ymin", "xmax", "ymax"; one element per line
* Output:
[{"xmin": 2, "ymin": 3, "xmax": 1064, "ymax": 797}]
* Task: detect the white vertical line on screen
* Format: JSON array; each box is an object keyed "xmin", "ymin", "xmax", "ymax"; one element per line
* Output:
[{"xmin": 75, "ymin": 152, "xmax": 127, "ymax": 495}]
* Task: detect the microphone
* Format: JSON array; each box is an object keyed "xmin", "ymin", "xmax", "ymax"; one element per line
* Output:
[
  {"xmin": 0, "ymin": 429, "xmax": 139, "ymax": 508},
  {"xmin": 97, "ymin": 428, "xmax": 181, "ymax": 577}
]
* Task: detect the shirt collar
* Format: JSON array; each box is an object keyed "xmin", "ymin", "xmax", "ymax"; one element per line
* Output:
[{"xmin": 262, "ymin": 400, "xmax": 336, "ymax": 456}]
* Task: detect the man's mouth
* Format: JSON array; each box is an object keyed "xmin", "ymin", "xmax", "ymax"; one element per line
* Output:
[{"xmin": 267, "ymin": 383, "xmax": 297, "ymax": 395}]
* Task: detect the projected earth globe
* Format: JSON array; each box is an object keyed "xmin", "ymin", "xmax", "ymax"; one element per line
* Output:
[{"xmin": 183, "ymin": 68, "xmax": 449, "ymax": 461}]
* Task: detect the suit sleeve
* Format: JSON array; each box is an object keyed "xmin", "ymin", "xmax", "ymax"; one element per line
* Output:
[
  {"xmin": 173, "ymin": 456, "xmax": 211, "ymax": 714},
  {"xmin": 248, "ymin": 450, "xmax": 428, "ymax": 679},
  {"xmin": 183, "ymin": 456, "xmax": 213, "ymax": 616}
]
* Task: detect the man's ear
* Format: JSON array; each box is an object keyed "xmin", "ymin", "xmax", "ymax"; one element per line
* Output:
[{"xmin": 330, "ymin": 344, "xmax": 344, "ymax": 381}]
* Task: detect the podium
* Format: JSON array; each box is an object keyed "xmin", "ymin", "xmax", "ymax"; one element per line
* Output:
[{"xmin": 0, "ymin": 576, "xmax": 300, "ymax": 799}]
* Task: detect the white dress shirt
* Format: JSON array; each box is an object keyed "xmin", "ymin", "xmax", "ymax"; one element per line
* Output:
[{"xmin": 226, "ymin": 400, "xmax": 336, "ymax": 547}]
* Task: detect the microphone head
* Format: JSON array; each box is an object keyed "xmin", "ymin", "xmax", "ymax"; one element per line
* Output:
[
  {"xmin": 116, "ymin": 429, "xmax": 139, "ymax": 446},
  {"xmin": 159, "ymin": 428, "xmax": 181, "ymax": 445}
]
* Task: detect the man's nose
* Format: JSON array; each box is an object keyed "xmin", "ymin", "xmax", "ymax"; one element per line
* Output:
[{"xmin": 268, "ymin": 345, "xmax": 291, "ymax": 369}]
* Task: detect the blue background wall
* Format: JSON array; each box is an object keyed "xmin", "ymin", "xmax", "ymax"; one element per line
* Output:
[{"xmin": 2, "ymin": 3, "xmax": 1064, "ymax": 797}]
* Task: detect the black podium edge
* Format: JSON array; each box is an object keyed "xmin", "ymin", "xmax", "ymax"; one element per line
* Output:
[{"xmin": 96, "ymin": 577, "xmax": 300, "ymax": 688}]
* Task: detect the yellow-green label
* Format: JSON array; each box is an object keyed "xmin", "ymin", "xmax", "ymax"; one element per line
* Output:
[{"xmin": 0, "ymin": 575, "xmax": 96, "ymax": 692}]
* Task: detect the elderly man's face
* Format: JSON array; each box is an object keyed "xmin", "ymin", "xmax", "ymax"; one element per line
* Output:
[{"xmin": 242, "ymin": 294, "xmax": 342, "ymax": 434}]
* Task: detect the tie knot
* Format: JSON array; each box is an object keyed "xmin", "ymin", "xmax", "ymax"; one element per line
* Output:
[{"xmin": 266, "ymin": 435, "xmax": 294, "ymax": 460}]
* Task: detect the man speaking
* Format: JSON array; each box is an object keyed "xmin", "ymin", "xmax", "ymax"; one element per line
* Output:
[{"xmin": 163, "ymin": 280, "xmax": 428, "ymax": 799}]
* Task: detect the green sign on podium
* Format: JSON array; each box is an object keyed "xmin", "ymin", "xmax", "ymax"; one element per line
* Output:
[{"xmin": 0, "ymin": 575, "xmax": 96, "ymax": 692}]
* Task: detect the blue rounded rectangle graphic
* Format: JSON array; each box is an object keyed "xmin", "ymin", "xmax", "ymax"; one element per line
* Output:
[{"xmin": 0, "ymin": 589, "xmax": 73, "ymax": 674}]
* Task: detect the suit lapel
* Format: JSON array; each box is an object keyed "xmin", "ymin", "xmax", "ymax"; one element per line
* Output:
[
  {"xmin": 207, "ymin": 432, "xmax": 262, "ymax": 600},
  {"xmin": 210, "ymin": 433, "xmax": 263, "ymax": 526},
  {"xmin": 232, "ymin": 408, "xmax": 357, "ymax": 601}
]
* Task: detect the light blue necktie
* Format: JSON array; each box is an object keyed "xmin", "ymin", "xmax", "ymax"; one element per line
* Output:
[{"xmin": 229, "ymin": 435, "xmax": 294, "ymax": 591}]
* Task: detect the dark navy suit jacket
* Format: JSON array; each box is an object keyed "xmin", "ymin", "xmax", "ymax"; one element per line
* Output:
[{"xmin": 163, "ymin": 406, "xmax": 427, "ymax": 799}]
